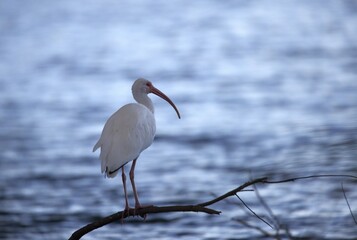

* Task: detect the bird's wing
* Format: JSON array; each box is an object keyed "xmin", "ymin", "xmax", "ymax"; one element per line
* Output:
[{"xmin": 93, "ymin": 103, "xmax": 156, "ymax": 177}]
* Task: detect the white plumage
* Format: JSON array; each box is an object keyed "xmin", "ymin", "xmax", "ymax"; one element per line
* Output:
[
  {"xmin": 93, "ymin": 103, "xmax": 156, "ymax": 177},
  {"xmin": 93, "ymin": 78, "xmax": 180, "ymax": 211}
]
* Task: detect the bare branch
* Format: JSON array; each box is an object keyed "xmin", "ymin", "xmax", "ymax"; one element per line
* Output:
[
  {"xmin": 69, "ymin": 205, "xmax": 220, "ymax": 240},
  {"xmin": 198, "ymin": 177, "xmax": 268, "ymax": 207},
  {"xmin": 235, "ymin": 193, "xmax": 274, "ymax": 229},
  {"xmin": 69, "ymin": 177, "xmax": 267, "ymax": 240},
  {"xmin": 262, "ymin": 174, "xmax": 357, "ymax": 184},
  {"xmin": 68, "ymin": 175, "xmax": 357, "ymax": 240},
  {"xmin": 233, "ymin": 218, "xmax": 273, "ymax": 237},
  {"xmin": 253, "ymin": 184, "xmax": 279, "ymax": 229},
  {"xmin": 341, "ymin": 182, "xmax": 357, "ymax": 225}
]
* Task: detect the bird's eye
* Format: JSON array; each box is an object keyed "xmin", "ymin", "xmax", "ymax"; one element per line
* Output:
[{"xmin": 146, "ymin": 82, "xmax": 151, "ymax": 87}]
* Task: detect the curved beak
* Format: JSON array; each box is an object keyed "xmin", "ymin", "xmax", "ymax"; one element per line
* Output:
[{"xmin": 150, "ymin": 85, "xmax": 181, "ymax": 119}]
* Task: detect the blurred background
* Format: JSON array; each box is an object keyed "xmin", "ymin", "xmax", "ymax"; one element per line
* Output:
[{"xmin": 1, "ymin": 0, "xmax": 356, "ymax": 239}]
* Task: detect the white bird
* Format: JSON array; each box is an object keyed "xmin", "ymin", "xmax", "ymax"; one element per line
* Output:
[{"xmin": 93, "ymin": 78, "xmax": 180, "ymax": 212}]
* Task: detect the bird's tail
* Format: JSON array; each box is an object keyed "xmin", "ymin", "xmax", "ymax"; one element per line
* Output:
[{"xmin": 93, "ymin": 139, "xmax": 101, "ymax": 152}]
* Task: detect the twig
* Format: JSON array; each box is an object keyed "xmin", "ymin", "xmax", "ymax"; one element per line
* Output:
[
  {"xmin": 198, "ymin": 177, "xmax": 268, "ymax": 207},
  {"xmin": 262, "ymin": 174, "xmax": 357, "ymax": 184},
  {"xmin": 341, "ymin": 182, "xmax": 357, "ymax": 225},
  {"xmin": 233, "ymin": 218, "xmax": 273, "ymax": 237},
  {"xmin": 252, "ymin": 185, "xmax": 296, "ymax": 239},
  {"xmin": 235, "ymin": 193, "xmax": 274, "ymax": 229},
  {"xmin": 253, "ymin": 184, "xmax": 279, "ymax": 229}
]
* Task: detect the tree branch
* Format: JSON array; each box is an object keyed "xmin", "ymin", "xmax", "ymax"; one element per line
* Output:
[
  {"xmin": 69, "ymin": 205, "xmax": 219, "ymax": 240},
  {"xmin": 69, "ymin": 177, "xmax": 267, "ymax": 240},
  {"xmin": 68, "ymin": 175, "xmax": 357, "ymax": 240}
]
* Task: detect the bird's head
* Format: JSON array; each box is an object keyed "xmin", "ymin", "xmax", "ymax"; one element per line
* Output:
[
  {"xmin": 132, "ymin": 78, "xmax": 152, "ymax": 94},
  {"xmin": 132, "ymin": 78, "xmax": 181, "ymax": 119}
]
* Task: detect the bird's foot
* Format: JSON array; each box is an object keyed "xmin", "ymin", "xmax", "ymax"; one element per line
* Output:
[
  {"xmin": 120, "ymin": 206, "xmax": 132, "ymax": 223},
  {"xmin": 134, "ymin": 203, "xmax": 153, "ymax": 219}
]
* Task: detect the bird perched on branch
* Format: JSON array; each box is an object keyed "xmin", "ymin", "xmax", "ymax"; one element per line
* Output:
[{"xmin": 93, "ymin": 78, "xmax": 181, "ymax": 212}]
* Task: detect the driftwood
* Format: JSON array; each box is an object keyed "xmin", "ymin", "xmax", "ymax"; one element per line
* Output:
[{"xmin": 68, "ymin": 175, "xmax": 357, "ymax": 240}]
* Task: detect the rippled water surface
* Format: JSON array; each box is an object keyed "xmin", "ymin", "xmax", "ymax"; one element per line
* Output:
[{"xmin": 1, "ymin": 0, "xmax": 357, "ymax": 239}]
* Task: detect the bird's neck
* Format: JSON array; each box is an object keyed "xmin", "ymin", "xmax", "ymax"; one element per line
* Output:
[{"xmin": 134, "ymin": 94, "xmax": 154, "ymax": 114}]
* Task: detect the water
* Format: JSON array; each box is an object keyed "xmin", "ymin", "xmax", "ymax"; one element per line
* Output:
[{"xmin": 1, "ymin": 0, "xmax": 357, "ymax": 239}]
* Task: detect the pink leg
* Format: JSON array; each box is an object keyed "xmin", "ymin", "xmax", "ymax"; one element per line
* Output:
[
  {"xmin": 121, "ymin": 167, "xmax": 130, "ymax": 214},
  {"xmin": 129, "ymin": 158, "xmax": 141, "ymax": 210}
]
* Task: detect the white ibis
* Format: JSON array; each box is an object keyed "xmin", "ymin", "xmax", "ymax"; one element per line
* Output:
[{"xmin": 93, "ymin": 78, "xmax": 180, "ymax": 213}]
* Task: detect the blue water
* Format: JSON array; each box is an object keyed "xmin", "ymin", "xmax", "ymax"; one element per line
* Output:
[{"xmin": 1, "ymin": 0, "xmax": 357, "ymax": 239}]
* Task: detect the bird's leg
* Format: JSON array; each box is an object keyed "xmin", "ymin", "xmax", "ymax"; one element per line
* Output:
[
  {"xmin": 130, "ymin": 159, "xmax": 152, "ymax": 219},
  {"xmin": 129, "ymin": 158, "xmax": 141, "ymax": 212},
  {"xmin": 121, "ymin": 167, "xmax": 130, "ymax": 217}
]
